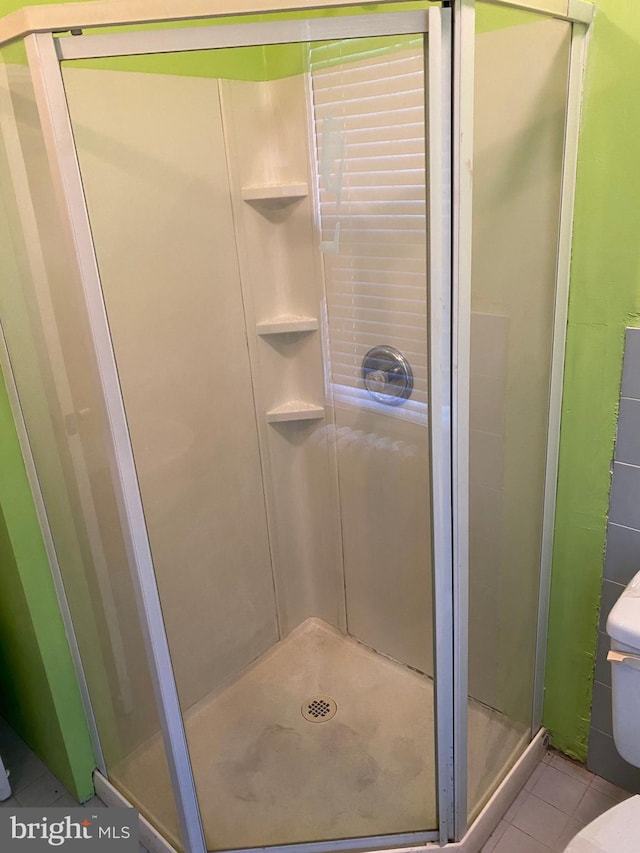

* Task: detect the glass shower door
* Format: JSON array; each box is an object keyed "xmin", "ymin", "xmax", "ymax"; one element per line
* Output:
[
  {"xmin": 12, "ymin": 7, "xmax": 453, "ymax": 851},
  {"xmin": 466, "ymin": 2, "xmax": 572, "ymax": 821}
]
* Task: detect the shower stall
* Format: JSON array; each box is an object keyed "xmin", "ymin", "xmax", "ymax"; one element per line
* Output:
[{"xmin": 0, "ymin": 0, "xmax": 591, "ymax": 850}]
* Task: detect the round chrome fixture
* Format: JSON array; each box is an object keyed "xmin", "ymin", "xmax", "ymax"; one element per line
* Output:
[{"xmin": 361, "ymin": 345, "xmax": 413, "ymax": 405}]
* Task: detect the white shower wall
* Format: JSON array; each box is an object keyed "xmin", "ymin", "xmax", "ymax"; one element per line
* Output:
[
  {"xmin": 311, "ymin": 42, "xmax": 433, "ymax": 675},
  {"xmin": 61, "ymin": 49, "xmax": 435, "ymax": 725},
  {"xmin": 62, "ymin": 68, "xmax": 281, "ymax": 714},
  {"xmin": 218, "ymin": 74, "xmax": 347, "ymax": 638}
]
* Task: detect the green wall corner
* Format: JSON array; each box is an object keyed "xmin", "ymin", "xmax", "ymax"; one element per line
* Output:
[
  {"xmin": 0, "ymin": 368, "xmax": 95, "ymax": 801},
  {"xmin": 543, "ymin": 0, "xmax": 640, "ymax": 759}
]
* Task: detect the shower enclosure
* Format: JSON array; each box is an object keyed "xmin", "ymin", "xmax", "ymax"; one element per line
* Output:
[{"xmin": 0, "ymin": 0, "xmax": 591, "ymax": 850}]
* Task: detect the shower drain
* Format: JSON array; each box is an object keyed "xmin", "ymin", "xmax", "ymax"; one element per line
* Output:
[{"xmin": 301, "ymin": 696, "xmax": 337, "ymax": 723}]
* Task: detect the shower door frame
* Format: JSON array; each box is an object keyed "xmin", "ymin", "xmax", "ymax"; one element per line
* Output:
[
  {"xmin": 450, "ymin": 0, "xmax": 593, "ymax": 840},
  {"xmin": 23, "ymin": 6, "xmax": 455, "ymax": 852}
]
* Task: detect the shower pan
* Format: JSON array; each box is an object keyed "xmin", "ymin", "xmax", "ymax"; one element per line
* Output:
[{"xmin": 0, "ymin": 0, "xmax": 592, "ymax": 851}]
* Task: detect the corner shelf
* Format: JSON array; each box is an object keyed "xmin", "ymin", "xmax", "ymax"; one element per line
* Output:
[
  {"xmin": 266, "ymin": 402, "xmax": 325, "ymax": 424},
  {"xmin": 257, "ymin": 316, "xmax": 319, "ymax": 336},
  {"xmin": 241, "ymin": 183, "xmax": 308, "ymax": 205}
]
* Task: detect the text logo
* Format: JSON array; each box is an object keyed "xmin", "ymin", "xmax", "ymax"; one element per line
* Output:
[{"xmin": 0, "ymin": 808, "xmax": 138, "ymax": 851}]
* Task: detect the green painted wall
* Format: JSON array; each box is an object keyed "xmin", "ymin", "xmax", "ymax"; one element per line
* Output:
[
  {"xmin": 0, "ymin": 370, "xmax": 95, "ymax": 800},
  {"xmin": 543, "ymin": 0, "xmax": 640, "ymax": 760}
]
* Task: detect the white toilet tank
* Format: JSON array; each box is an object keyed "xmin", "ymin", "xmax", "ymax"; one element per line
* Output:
[{"xmin": 607, "ymin": 568, "xmax": 640, "ymax": 766}]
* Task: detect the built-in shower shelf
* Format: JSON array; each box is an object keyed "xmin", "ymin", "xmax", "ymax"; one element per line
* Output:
[
  {"xmin": 257, "ymin": 316, "xmax": 319, "ymax": 336},
  {"xmin": 241, "ymin": 183, "xmax": 308, "ymax": 204},
  {"xmin": 266, "ymin": 402, "xmax": 325, "ymax": 423}
]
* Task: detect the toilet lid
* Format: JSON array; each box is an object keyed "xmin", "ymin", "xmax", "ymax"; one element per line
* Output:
[{"xmin": 564, "ymin": 795, "xmax": 640, "ymax": 852}]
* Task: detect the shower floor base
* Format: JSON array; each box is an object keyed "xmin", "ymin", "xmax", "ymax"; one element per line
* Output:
[{"xmin": 116, "ymin": 618, "xmax": 528, "ymax": 850}]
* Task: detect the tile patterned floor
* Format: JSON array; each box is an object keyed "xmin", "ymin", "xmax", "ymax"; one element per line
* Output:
[
  {"xmin": 482, "ymin": 748, "xmax": 633, "ymax": 853},
  {"xmin": 0, "ymin": 716, "xmax": 633, "ymax": 853},
  {"xmin": 0, "ymin": 718, "xmax": 148, "ymax": 852}
]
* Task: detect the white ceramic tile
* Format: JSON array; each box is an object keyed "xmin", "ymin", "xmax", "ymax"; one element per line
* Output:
[
  {"xmin": 503, "ymin": 788, "xmax": 528, "ymax": 823},
  {"xmin": 574, "ymin": 787, "xmax": 618, "ymax": 824},
  {"xmin": 590, "ymin": 775, "xmax": 632, "ymax": 802},
  {"xmin": 524, "ymin": 761, "xmax": 546, "ymax": 792},
  {"xmin": 511, "ymin": 792, "xmax": 571, "ymax": 846},
  {"xmin": 548, "ymin": 751, "xmax": 594, "ymax": 785},
  {"xmin": 481, "ymin": 820, "xmax": 508, "ymax": 853},
  {"xmin": 553, "ymin": 816, "xmax": 589, "ymax": 852},
  {"xmin": 493, "ymin": 823, "xmax": 550, "ymax": 853},
  {"xmin": 531, "ymin": 764, "xmax": 588, "ymax": 815},
  {"xmin": 14, "ymin": 769, "xmax": 65, "ymax": 807}
]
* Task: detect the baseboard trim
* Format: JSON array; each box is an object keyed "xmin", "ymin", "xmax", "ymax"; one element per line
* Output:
[
  {"xmin": 451, "ymin": 727, "xmax": 547, "ymax": 852},
  {"xmin": 94, "ymin": 770, "xmax": 179, "ymax": 853}
]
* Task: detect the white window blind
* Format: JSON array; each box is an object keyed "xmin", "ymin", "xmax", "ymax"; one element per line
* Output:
[{"xmin": 310, "ymin": 38, "xmax": 428, "ymax": 420}]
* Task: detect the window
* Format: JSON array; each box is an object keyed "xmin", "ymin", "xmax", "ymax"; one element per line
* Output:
[{"xmin": 310, "ymin": 36, "xmax": 428, "ymax": 423}]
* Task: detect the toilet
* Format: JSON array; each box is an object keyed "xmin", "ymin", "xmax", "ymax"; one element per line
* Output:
[{"xmin": 564, "ymin": 569, "xmax": 640, "ymax": 851}]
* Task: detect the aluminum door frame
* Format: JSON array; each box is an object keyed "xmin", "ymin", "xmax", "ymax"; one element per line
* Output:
[{"xmin": 449, "ymin": 0, "xmax": 593, "ymax": 840}]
